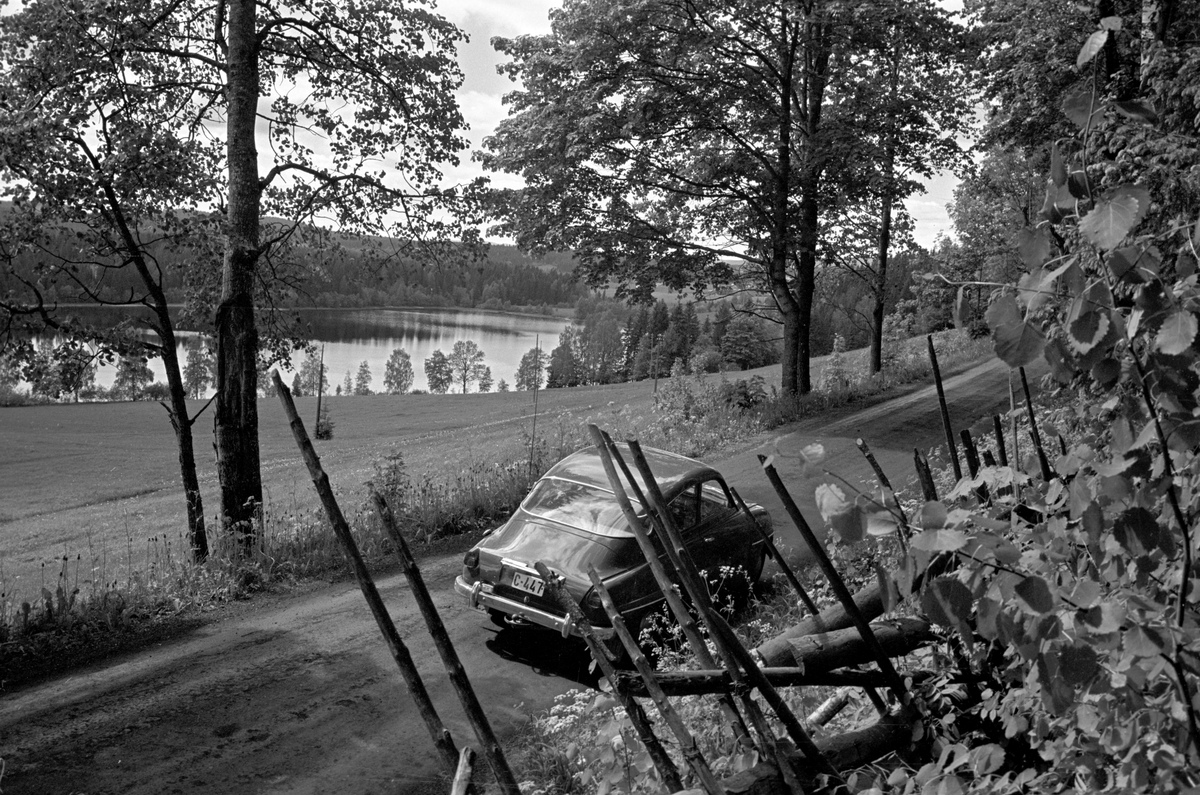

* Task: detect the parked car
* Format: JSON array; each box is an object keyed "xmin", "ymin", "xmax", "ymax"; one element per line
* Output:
[{"xmin": 454, "ymin": 443, "xmax": 773, "ymax": 642}]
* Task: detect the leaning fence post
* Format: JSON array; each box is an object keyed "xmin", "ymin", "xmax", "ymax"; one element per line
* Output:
[
  {"xmin": 1019, "ymin": 366, "xmax": 1053, "ymax": 482},
  {"xmin": 271, "ymin": 372, "xmax": 461, "ymax": 776},
  {"xmin": 730, "ymin": 485, "xmax": 820, "ymax": 617},
  {"xmin": 533, "ymin": 560, "xmax": 684, "ymax": 793},
  {"xmin": 585, "ymin": 427, "xmax": 757, "ymax": 752},
  {"xmin": 625, "ymin": 440, "xmax": 844, "ymax": 783},
  {"xmin": 370, "ymin": 490, "xmax": 521, "ymax": 795},
  {"xmin": 991, "ymin": 414, "xmax": 1008, "ymax": 467},
  {"xmin": 913, "ymin": 448, "xmax": 938, "ymax": 501},
  {"xmin": 959, "ymin": 429, "xmax": 989, "ymax": 504},
  {"xmin": 927, "ymin": 335, "xmax": 962, "ymax": 481},
  {"xmin": 589, "ymin": 568, "xmax": 726, "ymax": 795}
]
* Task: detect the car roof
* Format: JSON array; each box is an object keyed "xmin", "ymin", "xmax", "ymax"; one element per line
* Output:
[{"xmin": 543, "ymin": 443, "xmax": 720, "ymax": 501}]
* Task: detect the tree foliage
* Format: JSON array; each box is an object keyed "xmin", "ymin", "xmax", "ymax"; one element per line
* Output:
[
  {"xmin": 853, "ymin": 8, "xmax": 1200, "ymax": 791},
  {"xmin": 515, "ymin": 346, "xmax": 548, "ymax": 391},
  {"xmin": 183, "ymin": 339, "xmax": 216, "ymax": 399},
  {"xmin": 383, "ymin": 348, "xmax": 415, "ymax": 395},
  {"xmin": 483, "ymin": 0, "xmax": 970, "ymax": 396},
  {"xmin": 424, "ymin": 350, "xmax": 453, "ymax": 395},
  {"xmin": 113, "ymin": 355, "xmax": 154, "ymax": 401},
  {"xmin": 447, "ymin": 340, "xmax": 487, "ymax": 394},
  {"xmin": 354, "ymin": 361, "xmax": 373, "ymax": 396},
  {"xmin": 297, "ymin": 350, "xmax": 329, "ymax": 397}
]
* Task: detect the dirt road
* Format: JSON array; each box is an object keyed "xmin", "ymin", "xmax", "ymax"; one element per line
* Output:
[{"xmin": 0, "ymin": 358, "xmax": 1030, "ymax": 795}]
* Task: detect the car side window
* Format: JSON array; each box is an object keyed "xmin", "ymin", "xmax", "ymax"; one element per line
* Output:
[
  {"xmin": 668, "ymin": 488, "xmax": 699, "ymax": 528},
  {"xmin": 698, "ymin": 479, "xmax": 732, "ymax": 521}
]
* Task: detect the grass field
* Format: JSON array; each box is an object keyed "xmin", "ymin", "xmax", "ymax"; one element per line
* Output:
[
  {"xmin": 0, "ymin": 367, "xmax": 778, "ymax": 600},
  {"xmin": 1, "ymin": 331, "xmax": 980, "ymax": 606}
]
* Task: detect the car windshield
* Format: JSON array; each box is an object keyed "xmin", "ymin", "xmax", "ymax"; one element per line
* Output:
[{"xmin": 522, "ymin": 477, "xmax": 636, "ymax": 538}]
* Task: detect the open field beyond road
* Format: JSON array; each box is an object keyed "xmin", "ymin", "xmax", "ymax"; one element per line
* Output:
[{"xmin": 0, "ymin": 368, "xmax": 774, "ymax": 599}]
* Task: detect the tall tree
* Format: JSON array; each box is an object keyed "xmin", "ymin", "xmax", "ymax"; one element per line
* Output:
[
  {"xmin": 0, "ymin": 0, "xmax": 225, "ymax": 557},
  {"xmin": 447, "ymin": 340, "xmax": 486, "ymax": 393},
  {"xmin": 485, "ymin": 0, "xmax": 971, "ymax": 394},
  {"xmin": 546, "ymin": 327, "xmax": 581, "ymax": 388},
  {"xmin": 424, "ymin": 350, "xmax": 453, "ymax": 394},
  {"xmin": 354, "ymin": 361, "xmax": 373, "ymax": 395},
  {"xmin": 481, "ymin": 1, "xmax": 820, "ymax": 394},
  {"xmin": 214, "ymin": 0, "xmax": 471, "ymax": 538},
  {"xmin": 2, "ymin": 0, "xmax": 472, "ymax": 548},
  {"xmin": 515, "ymin": 346, "xmax": 549, "ymax": 391},
  {"xmin": 183, "ymin": 339, "xmax": 216, "ymax": 399},
  {"xmin": 824, "ymin": 0, "xmax": 972, "ymax": 372},
  {"xmin": 297, "ymin": 350, "xmax": 330, "ymax": 397},
  {"xmin": 114, "ymin": 355, "xmax": 155, "ymax": 401},
  {"xmin": 383, "ymin": 349, "xmax": 415, "ymax": 395}
]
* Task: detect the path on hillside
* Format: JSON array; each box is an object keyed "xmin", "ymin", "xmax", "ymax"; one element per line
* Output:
[{"xmin": 0, "ymin": 358, "xmax": 1033, "ymax": 795}]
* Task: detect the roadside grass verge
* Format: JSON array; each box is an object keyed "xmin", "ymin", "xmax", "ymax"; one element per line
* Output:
[{"xmin": 0, "ymin": 330, "xmax": 988, "ymax": 689}]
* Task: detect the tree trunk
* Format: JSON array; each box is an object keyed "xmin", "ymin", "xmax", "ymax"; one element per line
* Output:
[
  {"xmin": 771, "ymin": 5, "xmax": 801, "ymax": 398},
  {"xmin": 792, "ymin": 8, "xmax": 832, "ymax": 395},
  {"xmin": 795, "ymin": 186, "xmax": 818, "ymax": 395},
  {"xmin": 91, "ymin": 158, "xmax": 210, "ymax": 561},
  {"xmin": 156, "ymin": 314, "xmax": 209, "ymax": 561},
  {"xmin": 870, "ymin": 36, "xmax": 902, "ymax": 375},
  {"xmin": 215, "ymin": 0, "xmax": 264, "ymax": 547}
]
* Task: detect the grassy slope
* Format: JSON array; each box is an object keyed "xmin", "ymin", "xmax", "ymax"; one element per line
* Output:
[{"xmin": 0, "ymin": 368, "xmax": 777, "ymax": 598}]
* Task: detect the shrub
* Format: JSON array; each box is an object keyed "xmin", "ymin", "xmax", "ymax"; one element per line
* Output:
[{"xmin": 314, "ymin": 405, "xmax": 334, "ymax": 439}]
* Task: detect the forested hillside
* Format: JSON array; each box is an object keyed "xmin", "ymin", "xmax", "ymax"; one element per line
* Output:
[{"xmin": 0, "ymin": 212, "xmax": 583, "ymax": 316}]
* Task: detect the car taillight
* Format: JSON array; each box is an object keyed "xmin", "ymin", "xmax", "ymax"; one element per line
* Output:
[{"xmin": 463, "ymin": 548, "xmax": 480, "ymax": 582}]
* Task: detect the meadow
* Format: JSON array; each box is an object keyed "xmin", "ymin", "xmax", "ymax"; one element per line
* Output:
[{"xmin": 0, "ymin": 372, "xmax": 694, "ymax": 600}]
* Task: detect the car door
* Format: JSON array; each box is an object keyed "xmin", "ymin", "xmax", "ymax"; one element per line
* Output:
[{"xmin": 673, "ymin": 476, "xmax": 742, "ymax": 582}]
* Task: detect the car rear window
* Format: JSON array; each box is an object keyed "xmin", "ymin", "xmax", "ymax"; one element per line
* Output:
[{"xmin": 522, "ymin": 477, "xmax": 636, "ymax": 537}]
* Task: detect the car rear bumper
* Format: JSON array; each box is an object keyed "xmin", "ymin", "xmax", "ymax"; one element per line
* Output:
[{"xmin": 454, "ymin": 575, "xmax": 614, "ymax": 640}]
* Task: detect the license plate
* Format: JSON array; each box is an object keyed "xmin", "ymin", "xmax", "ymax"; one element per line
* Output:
[{"xmin": 511, "ymin": 571, "xmax": 545, "ymax": 597}]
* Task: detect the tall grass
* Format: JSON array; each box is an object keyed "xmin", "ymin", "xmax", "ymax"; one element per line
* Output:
[{"xmin": 0, "ymin": 329, "xmax": 988, "ymax": 687}]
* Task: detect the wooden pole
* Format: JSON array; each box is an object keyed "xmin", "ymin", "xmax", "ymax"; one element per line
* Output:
[
  {"xmin": 959, "ymin": 429, "xmax": 989, "ymax": 504},
  {"xmin": 613, "ymin": 667, "xmax": 900, "ymax": 697},
  {"xmin": 589, "ymin": 569, "xmax": 725, "ymax": 795},
  {"xmin": 528, "ymin": 335, "xmax": 540, "ymax": 479},
  {"xmin": 785, "ymin": 618, "xmax": 933, "ymax": 674},
  {"xmin": 585, "ymin": 426, "xmax": 756, "ymax": 751},
  {"xmin": 370, "ymin": 490, "xmax": 521, "ymax": 795},
  {"xmin": 758, "ymin": 454, "xmax": 911, "ymax": 706},
  {"xmin": 854, "ymin": 438, "xmax": 910, "ymax": 549},
  {"xmin": 626, "ymin": 440, "xmax": 843, "ymax": 782},
  {"xmin": 314, "ymin": 343, "xmax": 324, "ymax": 431},
  {"xmin": 533, "ymin": 560, "xmax": 683, "ymax": 792},
  {"xmin": 927, "ymin": 335, "xmax": 962, "ymax": 480},
  {"xmin": 1019, "ymin": 366, "xmax": 1053, "ymax": 481},
  {"xmin": 729, "ymin": 486, "xmax": 820, "ymax": 617},
  {"xmin": 450, "ymin": 748, "xmax": 475, "ymax": 795},
  {"xmin": 807, "ymin": 690, "xmax": 852, "ymax": 728},
  {"xmin": 992, "ymin": 414, "xmax": 1008, "ymax": 467},
  {"xmin": 271, "ymin": 372, "xmax": 461, "ymax": 775},
  {"xmin": 913, "ymin": 448, "xmax": 938, "ymax": 501},
  {"xmin": 754, "ymin": 580, "xmax": 885, "ymax": 667}
]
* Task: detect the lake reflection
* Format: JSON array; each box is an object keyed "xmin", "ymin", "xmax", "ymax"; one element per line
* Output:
[
  {"xmin": 63, "ymin": 307, "xmax": 569, "ymax": 394},
  {"xmin": 293, "ymin": 308, "xmax": 569, "ymax": 392}
]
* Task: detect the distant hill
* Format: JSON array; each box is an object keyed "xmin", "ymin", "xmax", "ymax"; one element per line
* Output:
[{"xmin": 0, "ymin": 207, "xmax": 586, "ymax": 314}]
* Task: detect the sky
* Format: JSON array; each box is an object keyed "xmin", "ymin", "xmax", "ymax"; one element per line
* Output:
[{"xmin": 434, "ymin": 0, "xmax": 962, "ymax": 249}]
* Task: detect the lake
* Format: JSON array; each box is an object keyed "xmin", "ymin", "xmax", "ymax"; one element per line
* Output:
[{"xmin": 38, "ymin": 307, "xmax": 571, "ymax": 395}]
